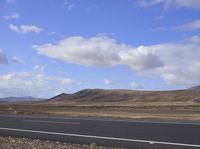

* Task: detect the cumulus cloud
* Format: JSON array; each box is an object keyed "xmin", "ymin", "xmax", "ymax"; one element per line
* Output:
[
  {"xmin": 33, "ymin": 36, "xmax": 123, "ymax": 67},
  {"xmin": 143, "ymin": 36, "xmax": 200, "ymax": 86},
  {"xmin": 33, "ymin": 36, "xmax": 162, "ymax": 72},
  {"xmin": 9, "ymin": 24, "xmax": 43, "ymax": 34},
  {"xmin": 33, "ymin": 35, "xmax": 200, "ymax": 87},
  {"xmin": 0, "ymin": 70, "xmax": 76, "ymax": 98},
  {"xmin": 119, "ymin": 46, "xmax": 163, "ymax": 71},
  {"xmin": 12, "ymin": 56, "xmax": 25, "ymax": 64},
  {"xmin": 0, "ymin": 50, "xmax": 8, "ymax": 64},
  {"xmin": 138, "ymin": 0, "xmax": 200, "ymax": 9},
  {"xmin": 3, "ymin": 13, "xmax": 19, "ymax": 20}
]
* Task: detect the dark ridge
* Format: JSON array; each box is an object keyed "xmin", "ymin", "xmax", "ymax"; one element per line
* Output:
[{"xmin": 47, "ymin": 93, "xmax": 71, "ymax": 101}]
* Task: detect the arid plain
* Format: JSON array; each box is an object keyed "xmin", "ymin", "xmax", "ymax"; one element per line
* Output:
[{"xmin": 1, "ymin": 88, "xmax": 200, "ymax": 122}]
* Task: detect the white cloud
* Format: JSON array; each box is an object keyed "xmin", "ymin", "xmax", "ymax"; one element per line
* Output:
[
  {"xmin": 9, "ymin": 24, "xmax": 18, "ymax": 32},
  {"xmin": 61, "ymin": 78, "xmax": 75, "ymax": 85},
  {"xmin": 0, "ymin": 50, "xmax": 8, "ymax": 64},
  {"xmin": 151, "ymin": 19, "xmax": 200, "ymax": 32},
  {"xmin": 9, "ymin": 24, "xmax": 43, "ymax": 34},
  {"xmin": 138, "ymin": 0, "xmax": 200, "ymax": 9},
  {"xmin": 119, "ymin": 46, "xmax": 164, "ymax": 71},
  {"xmin": 142, "ymin": 36, "xmax": 200, "ymax": 87},
  {"xmin": 0, "ymin": 70, "xmax": 76, "ymax": 98},
  {"xmin": 33, "ymin": 36, "xmax": 123, "ymax": 67},
  {"xmin": 130, "ymin": 81, "xmax": 138, "ymax": 89},
  {"xmin": 3, "ymin": 13, "xmax": 19, "ymax": 20},
  {"xmin": 175, "ymin": 0, "xmax": 200, "ymax": 8},
  {"xmin": 33, "ymin": 35, "xmax": 200, "ymax": 87},
  {"xmin": 12, "ymin": 56, "xmax": 25, "ymax": 64},
  {"xmin": 33, "ymin": 36, "xmax": 162, "ymax": 71},
  {"xmin": 62, "ymin": 1, "xmax": 74, "ymax": 10},
  {"xmin": 104, "ymin": 79, "xmax": 112, "ymax": 85},
  {"xmin": 178, "ymin": 19, "xmax": 200, "ymax": 31}
]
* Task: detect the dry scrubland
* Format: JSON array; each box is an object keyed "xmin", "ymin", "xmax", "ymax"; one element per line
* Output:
[
  {"xmin": 0, "ymin": 103, "xmax": 200, "ymax": 121},
  {"xmin": 1, "ymin": 89, "xmax": 200, "ymax": 121}
]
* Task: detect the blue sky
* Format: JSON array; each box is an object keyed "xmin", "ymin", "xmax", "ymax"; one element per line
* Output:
[{"xmin": 0, "ymin": 0, "xmax": 200, "ymax": 98}]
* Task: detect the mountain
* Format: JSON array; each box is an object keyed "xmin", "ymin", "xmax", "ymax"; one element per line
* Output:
[
  {"xmin": 0, "ymin": 96, "xmax": 45, "ymax": 102},
  {"xmin": 190, "ymin": 85, "xmax": 200, "ymax": 90},
  {"xmin": 48, "ymin": 88, "xmax": 200, "ymax": 104}
]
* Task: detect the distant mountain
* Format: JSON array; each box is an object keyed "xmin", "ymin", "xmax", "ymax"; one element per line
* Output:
[
  {"xmin": 48, "ymin": 88, "xmax": 200, "ymax": 104},
  {"xmin": 190, "ymin": 85, "xmax": 200, "ymax": 90},
  {"xmin": 0, "ymin": 96, "xmax": 45, "ymax": 102}
]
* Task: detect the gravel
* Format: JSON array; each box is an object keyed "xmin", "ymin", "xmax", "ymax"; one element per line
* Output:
[{"xmin": 0, "ymin": 136, "xmax": 124, "ymax": 149}]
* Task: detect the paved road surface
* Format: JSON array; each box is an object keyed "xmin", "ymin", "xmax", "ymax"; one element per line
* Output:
[{"xmin": 0, "ymin": 115, "xmax": 199, "ymax": 149}]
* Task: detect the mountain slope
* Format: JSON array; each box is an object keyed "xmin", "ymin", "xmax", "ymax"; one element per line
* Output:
[{"xmin": 48, "ymin": 88, "xmax": 200, "ymax": 104}]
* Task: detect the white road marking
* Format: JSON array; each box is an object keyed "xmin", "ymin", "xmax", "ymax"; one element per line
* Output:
[
  {"xmin": 0, "ymin": 127, "xmax": 200, "ymax": 147},
  {"xmin": 24, "ymin": 120, "xmax": 80, "ymax": 125}
]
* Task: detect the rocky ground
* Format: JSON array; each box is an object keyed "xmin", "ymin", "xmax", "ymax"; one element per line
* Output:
[{"xmin": 0, "ymin": 136, "xmax": 123, "ymax": 149}]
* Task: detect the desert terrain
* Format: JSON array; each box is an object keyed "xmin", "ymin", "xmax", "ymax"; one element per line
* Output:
[{"xmin": 0, "ymin": 88, "xmax": 200, "ymax": 122}]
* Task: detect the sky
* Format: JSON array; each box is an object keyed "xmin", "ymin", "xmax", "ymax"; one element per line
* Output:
[{"xmin": 0, "ymin": 0, "xmax": 200, "ymax": 98}]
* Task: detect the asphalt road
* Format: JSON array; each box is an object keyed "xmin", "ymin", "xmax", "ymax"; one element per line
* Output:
[{"xmin": 0, "ymin": 115, "xmax": 200, "ymax": 149}]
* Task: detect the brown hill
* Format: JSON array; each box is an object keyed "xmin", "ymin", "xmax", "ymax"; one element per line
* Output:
[{"xmin": 48, "ymin": 89, "xmax": 200, "ymax": 104}]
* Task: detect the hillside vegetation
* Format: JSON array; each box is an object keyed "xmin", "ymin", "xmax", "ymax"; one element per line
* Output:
[{"xmin": 47, "ymin": 89, "xmax": 200, "ymax": 106}]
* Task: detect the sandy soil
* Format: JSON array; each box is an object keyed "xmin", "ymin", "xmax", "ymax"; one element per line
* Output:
[{"xmin": 0, "ymin": 103, "xmax": 200, "ymax": 122}]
